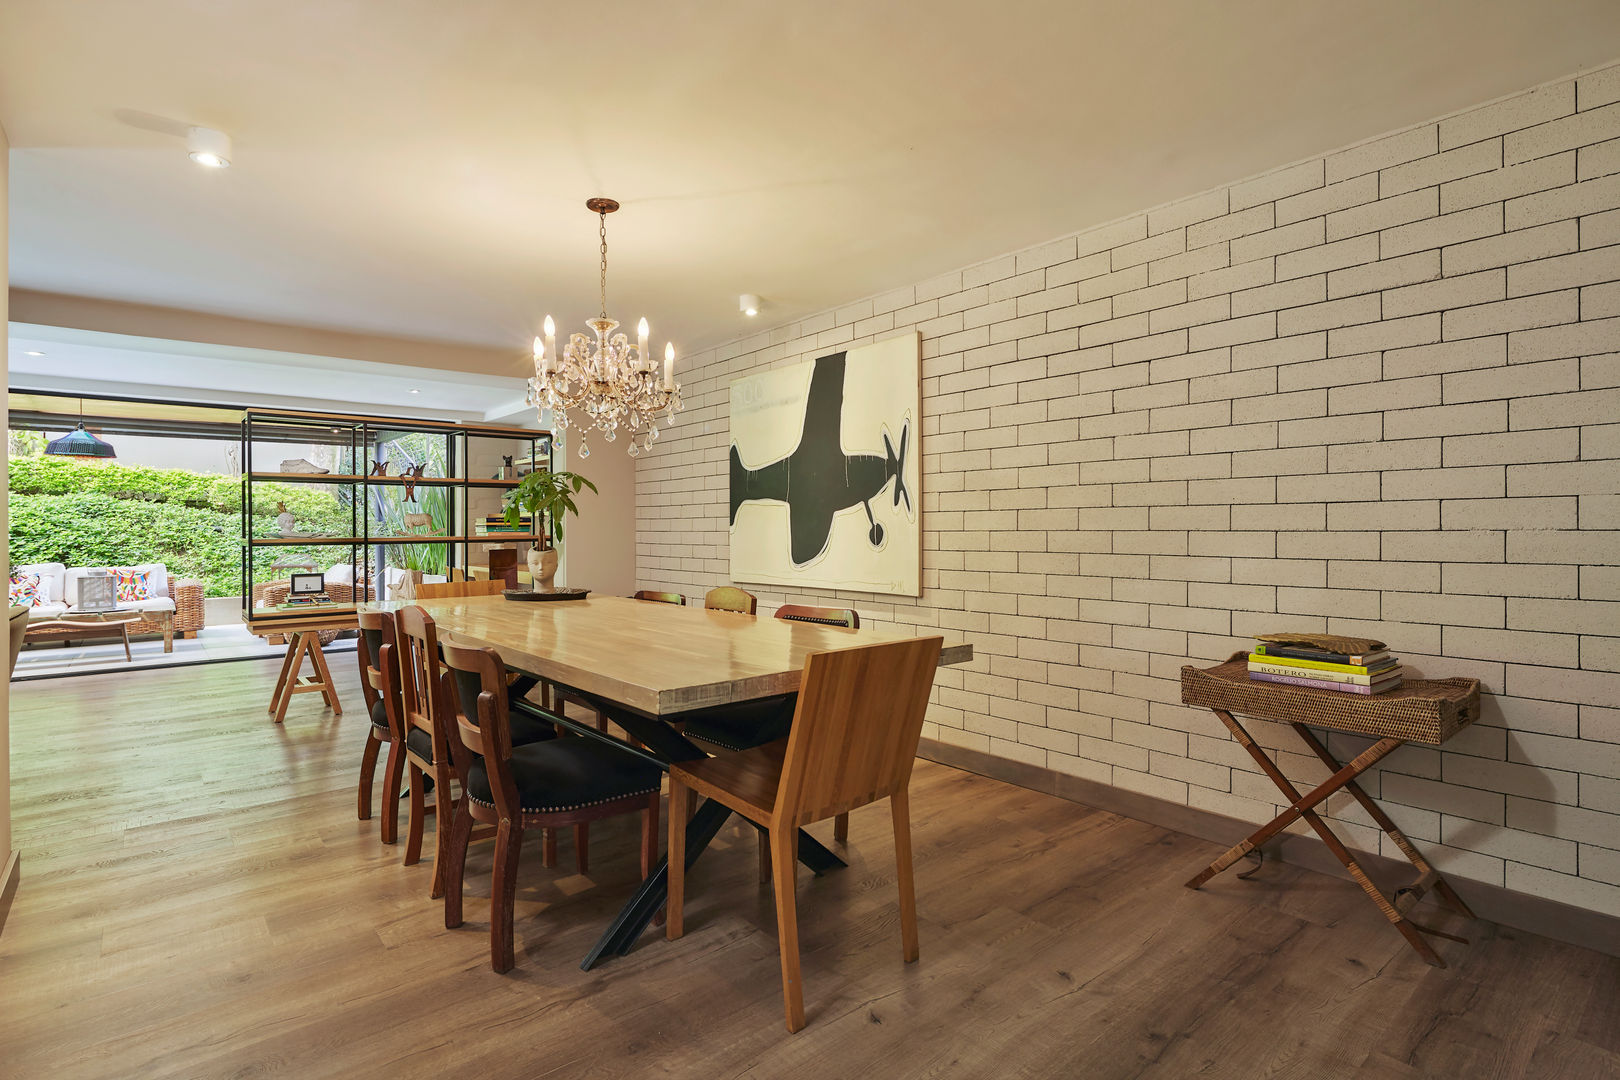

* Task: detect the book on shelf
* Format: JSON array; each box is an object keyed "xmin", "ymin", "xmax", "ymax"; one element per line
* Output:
[
  {"xmin": 1246, "ymin": 659, "xmax": 1402, "ymax": 686},
  {"xmin": 1249, "ymin": 670, "xmax": 1403, "ymax": 695},
  {"xmin": 1253, "ymin": 643, "xmax": 1390, "ymax": 667}
]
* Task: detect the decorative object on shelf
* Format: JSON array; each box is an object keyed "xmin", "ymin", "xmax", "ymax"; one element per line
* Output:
[
  {"xmin": 279, "ymin": 458, "xmax": 330, "ymax": 474},
  {"xmin": 401, "ymin": 462, "xmax": 426, "ymax": 501},
  {"xmin": 526, "ymin": 197, "xmax": 683, "ymax": 459},
  {"xmin": 402, "ymin": 511, "xmax": 434, "ymax": 533},
  {"xmin": 275, "ymin": 501, "xmax": 298, "ymax": 535},
  {"xmin": 728, "ymin": 332, "xmax": 921, "ymax": 597},
  {"xmin": 44, "ymin": 398, "xmax": 118, "ymax": 461},
  {"xmin": 493, "ymin": 454, "xmax": 515, "ymax": 481},
  {"xmin": 289, "ymin": 572, "xmax": 326, "ymax": 597},
  {"xmin": 502, "ymin": 469, "xmax": 597, "ymax": 590},
  {"xmin": 370, "ymin": 460, "xmax": 390, "ymax": 477},
  {"xmin": 271, "ymin": 557, "xmax": 319, "ymax": 572}
]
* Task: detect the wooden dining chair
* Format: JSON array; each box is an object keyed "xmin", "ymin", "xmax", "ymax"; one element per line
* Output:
[
  {"xmin": 356, "ymin": 608, "xmax": 407, "ymax": 843},
  {"xmin": 413, "ymin": 579, "xmax": 506, "ymax": 600},
  {"xmin": 633, "ymin": 589, "xmax": 686, "ymax": 605},
  {"xmin": 391, "ymin": 606, "xmax": 558, "ymax": 896},
  {"xmin": 439, "ymin": 640, "xmax": 663, "ymax": 973},
  {"xmin": 704, "ymin": 586, "xmax": 758, "ymax": 615},
  {"xmin": 666, "ymin": 636, "xmax": 943, "ymax": 1033},
  {"xmin": 684, "ymin": 603, "xmax": 863, "ymax": 843}
]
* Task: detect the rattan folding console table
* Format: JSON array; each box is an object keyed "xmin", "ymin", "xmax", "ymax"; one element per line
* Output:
[{"xmin": 1181, "ymin": 654, "xmax": 1482, "ymax": 966}]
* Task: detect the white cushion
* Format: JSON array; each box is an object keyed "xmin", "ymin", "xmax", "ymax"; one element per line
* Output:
[
  {"xmin": 26, "ymin": 601, "xmax": 70, "ymax": 620},
  {"xmin": 17, "ymin": 563, "xmax": 67, "ymax": 604},
  {"xmin": 323, "ymin": 563, "xmax": 356, "ymax": 587},
  {"xmin": 116, "ymin": 597, "xmax": 176, "ymax": 615}
]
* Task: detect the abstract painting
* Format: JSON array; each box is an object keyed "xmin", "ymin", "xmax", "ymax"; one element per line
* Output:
[{"xmin": 728, "ymin": 332, "xmax": 920, "ymax": 596}]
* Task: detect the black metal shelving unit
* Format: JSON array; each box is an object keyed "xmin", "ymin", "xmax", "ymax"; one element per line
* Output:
[{"xmin": 240, "ymin": 408, "xmax": 552, "ymax": 626}]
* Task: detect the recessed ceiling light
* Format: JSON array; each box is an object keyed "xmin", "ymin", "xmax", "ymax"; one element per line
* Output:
[
  {"xmin": 408, "ymin": 388, "xmax": 421, "ymax": 394},
  {"xmin": 24, "ymin": 350, "xmax": 45, "ymax": 357},
  {"xmin": 739, "ymin": 293, "xmax": 762, "ymax": 317},
  {"xmin": 186, "ymin": 126, "xmax": 232, "ymax": 168}
]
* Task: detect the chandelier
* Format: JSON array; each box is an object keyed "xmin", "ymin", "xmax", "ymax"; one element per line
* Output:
[{"xmin": 526, "ymin": 197, "xmax": 683, "ymax": 458}]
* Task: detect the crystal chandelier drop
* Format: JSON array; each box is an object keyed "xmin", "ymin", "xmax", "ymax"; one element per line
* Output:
[{"xmin": 526, "ymin": 197, "xmax": 683, "ymax": 458}]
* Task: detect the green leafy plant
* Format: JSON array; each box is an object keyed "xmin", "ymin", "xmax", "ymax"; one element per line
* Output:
[{"xmin": 502, "ymin": 470, "xmax": 596, "ymax": 547}]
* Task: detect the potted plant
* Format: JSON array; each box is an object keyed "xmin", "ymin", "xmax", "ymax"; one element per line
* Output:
[{"xmin": 502, "ymin": 469, "xmax": 597, "ymax": 589}]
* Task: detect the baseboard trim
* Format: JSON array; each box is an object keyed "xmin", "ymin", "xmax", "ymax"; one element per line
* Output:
[
  {"xmin": 919, "ymin": 738, "xmax": 1620, "ymax": 960},
  {"xmin": 0, "ymin": 851, "xmax": 18, "ymax": 939}
]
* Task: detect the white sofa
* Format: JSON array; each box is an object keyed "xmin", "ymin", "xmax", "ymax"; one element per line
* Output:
[{"xmin": 13, "ymin": 562, "xmax": 199, "ymax": 651}]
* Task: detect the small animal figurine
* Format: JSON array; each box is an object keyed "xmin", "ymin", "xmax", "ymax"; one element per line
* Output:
[
  {"xmin": 401, "ymin": 511, "xmax": 434, "ymax": 532},
  {"xmin": 401, "ymin": 462, "xmax": 427, "ymax": 502},
  {"xmin": 370, "ymin": 461, "xmax": 389, "ymax": 477}
]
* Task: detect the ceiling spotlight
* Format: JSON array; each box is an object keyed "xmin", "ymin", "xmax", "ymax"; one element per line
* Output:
[
  {"xmin": 739, "ymin": 294, "xmax": 761, "ymax": 317},
  {"xmin": 408, "ymin": 388, "xmax": 421, "ymax": 394},
  {"xmin": 186, "ymin": 126, "xmax": 232, "ymax": 168},
  {"xmin": 24, "ymin": 350, "xmax": 45, "ymax": 357}
]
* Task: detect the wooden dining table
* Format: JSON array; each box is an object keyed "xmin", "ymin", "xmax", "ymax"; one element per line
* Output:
[{"xmin": 362, "ymin": 593, "xmax": 973, "ymax": 968}]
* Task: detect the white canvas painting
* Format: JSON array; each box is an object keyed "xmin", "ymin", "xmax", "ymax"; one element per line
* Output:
[{"xmin": 728, "ymin": 332, "xmax": 920, "ymax": 596}]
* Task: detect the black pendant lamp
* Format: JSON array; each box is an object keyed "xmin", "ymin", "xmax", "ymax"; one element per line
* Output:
[{"xmin": 44, "ymin": 400, "xmax": 117, "ymax": 461}]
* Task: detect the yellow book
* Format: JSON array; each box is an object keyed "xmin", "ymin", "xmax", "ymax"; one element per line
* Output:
[{"xmin": 1246, "ymin": 652, "xmax": 1396, "ymax": 676}]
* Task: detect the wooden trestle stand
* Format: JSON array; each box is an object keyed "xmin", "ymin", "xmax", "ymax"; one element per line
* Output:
[{"xmin": 1181, "ymin": 655, "xmax": 1482, "ymax": 967}]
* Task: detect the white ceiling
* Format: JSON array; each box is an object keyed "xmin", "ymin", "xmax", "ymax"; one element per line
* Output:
[
  {"xmin": 3, "ymin": 1, "xmax": 1620, "ymax": 368},
  {"xmin": 7, "ymin": 325, "xmax": 535, "ymax": 424}
]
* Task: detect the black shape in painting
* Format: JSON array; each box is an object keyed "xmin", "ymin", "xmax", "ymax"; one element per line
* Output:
[{"xmin": 729, "ymin": 353, "xmax": 910, "ymax": 567}]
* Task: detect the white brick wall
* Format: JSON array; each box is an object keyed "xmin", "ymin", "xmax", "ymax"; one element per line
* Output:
[{"xmin": 636, "ymin": 63, "xmax": 1620, "ymax": 918}]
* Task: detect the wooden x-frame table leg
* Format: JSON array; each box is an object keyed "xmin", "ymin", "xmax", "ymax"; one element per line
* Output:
[
  {"xmin": 1186, "ymin": 708, "xmax": 1475, "ymax": 967},
  {"xmin": 269, "ymin": 630, "xmax": 343, "ymax": 724}
]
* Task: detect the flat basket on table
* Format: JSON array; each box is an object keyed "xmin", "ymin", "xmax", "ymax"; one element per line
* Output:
[{"xmin": 1181, "ymin": 652, "xmax": 1480, "ymax": 746}]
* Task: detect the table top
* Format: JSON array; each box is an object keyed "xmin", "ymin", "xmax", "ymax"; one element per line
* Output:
[{"xmin": 361, "ymin": 594, "xmax": 973, "ymax": 716}]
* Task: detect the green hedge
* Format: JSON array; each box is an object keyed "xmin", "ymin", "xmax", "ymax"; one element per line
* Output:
[{"xmin": 7, "ymin": 458, "xmax": 351, "ymax": 598}]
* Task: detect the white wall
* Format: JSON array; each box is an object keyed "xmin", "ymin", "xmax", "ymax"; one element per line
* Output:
[
  {"xmin": 558, "ymin": 418, "xmax": 638, "ymax": 598},
  {"xmin": 637, "ymin": 63, "xmax": 1620, "ymax": 917}
]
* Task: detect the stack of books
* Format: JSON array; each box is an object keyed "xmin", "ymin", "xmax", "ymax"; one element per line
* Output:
[
  {"xmin": 1247, "ymin": 639, "xmax": 1402, "ymax": 695},
  {"xmin": 473, "ymin": 514, "xmax": 535, "ymax": 537}
]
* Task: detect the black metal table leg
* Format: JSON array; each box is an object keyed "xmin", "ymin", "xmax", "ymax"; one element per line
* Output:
[{"xmin": 582, "ymin": 796, "xmax": 733, "ymax": 970}]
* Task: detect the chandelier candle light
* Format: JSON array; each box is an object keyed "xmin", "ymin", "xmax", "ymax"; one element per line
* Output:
[{"xmin": 527, "ymin": 197, "xmax": 683, "ymax": 458}]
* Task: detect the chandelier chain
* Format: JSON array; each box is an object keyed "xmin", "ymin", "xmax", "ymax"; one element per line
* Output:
[{"xmin": 599, "ymin": 212, "xmax": 609, "ymax": 319}]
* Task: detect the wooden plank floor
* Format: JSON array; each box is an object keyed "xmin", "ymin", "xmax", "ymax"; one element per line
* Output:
[{"xmin": 2, "ymin": 659, "xmax": 1616, "ymax": 1079}]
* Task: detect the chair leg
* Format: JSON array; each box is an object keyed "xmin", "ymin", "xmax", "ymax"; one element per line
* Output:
[
  {"xmin": 834, "ymin": 812, "xmax": 849, "ymax": 843},
  {"xmin": 770, "ymin": 826, "xmax": 806, "ymax": 1033},
  {"xmin": 491, "ymin": 821, "xmax": 523, "ymax": 974},
  {"xmin": 542, "ymin": 827, "xmax": 557, "ymax": 868},
  {"xmin": 444, "ymin": 796, "xmax": 473, "ymax": 930},
  {"xmin": 757, "ymin": 830, "xmax": 771, "ymax": 885},
  {"xmin": 430, "ymin": 767, "xmax": 455, "ymax": 899},
  {"xmin": 575, "ymin": 823, "xmax": 590, "ymax": 875},
  {"xmin": 379, "ymin": 741, "xmax": 405, "ymax": 845},
  {"xmin": 404, "ymin": 764, "xmax": 427, "ymax": 866},
  {"xmin": 891, "ymin": 788, "xmax": 920, "ymax": 963},
  {"xmin": 667, "ymin": 782, "xmax": 689, "ymax": 940},
  {"xmin": 642, "ymin": 792, "xmax": 660, "ymax": 879},
  {"xmin": 357, "ymin": 730, "xmax": 381, "ymax": 821}
]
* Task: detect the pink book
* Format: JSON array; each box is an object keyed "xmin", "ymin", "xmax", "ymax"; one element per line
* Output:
[{"xmin": 1249, "ymin": 670, "xmax": 1402, "ymax": 695}]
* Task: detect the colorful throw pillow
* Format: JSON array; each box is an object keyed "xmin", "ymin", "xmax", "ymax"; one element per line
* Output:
[
  {"xmin": 8, "ymin": 572, "xmax": 42, "ymax": 608},
  {"xmin": 111, "ymin": 567, "xmax": 154, "ymax": 603}
]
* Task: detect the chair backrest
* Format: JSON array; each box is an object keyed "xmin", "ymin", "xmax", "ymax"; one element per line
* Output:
[
  {"xmin": 633, "ymin": 590, "xmax": 686, "ymax": 606},
  {"xmin": 413, "ymin": 579, "xmax": 506, "ymax": 600},
  {"xmin": 393, "ymin": 605, "xmax": 464, "ymax": 773},
  {"xmin": 705, "ymin": 586, "xmax": 757, "ymax": 615},
  {"xmin": 8, "ymin": 605, "xmax": 30, "ymax": 679},
  {"xmin": 774, "ymin": 636, "xmax": 942, "ymax": 827},
  {"xmin": 441, "ymin": 640, "xmax": 522, "ymax": 821},
  {"xmin": 775, "ymin": 604, "xmax": 859, "ymax": 629},
  {"xmin": 356, "ymin": 608, "xmax": 404, "ymax": 739}
]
